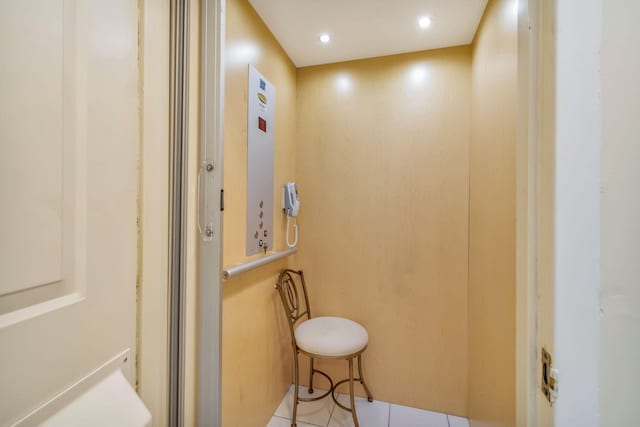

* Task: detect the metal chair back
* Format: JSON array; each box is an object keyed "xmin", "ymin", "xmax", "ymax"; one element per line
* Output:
[{"xmin": 276, "ymin": 269, "xmax": 312, "ymax": 343}]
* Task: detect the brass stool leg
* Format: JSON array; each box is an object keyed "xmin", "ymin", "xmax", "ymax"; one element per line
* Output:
[
  {"xmin": 357, "ymin": 354, "xmax": 374, "ymax": 402},
  {"xmin": 292, "ymin": 351, "xmax": 299, "ymax": 427},
  {"xmin": 308, "ymin": 358, "xmax": 314, "ymax": 394},
  {"xmin": 348, "ymin": 358, "xmax": 359, "ymax": 427}
]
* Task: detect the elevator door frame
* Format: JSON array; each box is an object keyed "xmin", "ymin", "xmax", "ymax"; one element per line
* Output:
[{"xmin": 198, "ymin": 0, "xmax": 225, "ymax": 426}]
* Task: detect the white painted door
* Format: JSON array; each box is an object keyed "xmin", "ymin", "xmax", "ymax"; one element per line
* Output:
[{"xmin": 0, "ymin": 0, "xmax": 141, "ymax": 424}]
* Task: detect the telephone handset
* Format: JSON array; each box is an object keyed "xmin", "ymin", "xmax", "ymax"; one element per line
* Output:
[
  {"xmin": 284, "ymin": 182, "xmax": 299, "ymax": 216},
  {"xmin": 283, "ymin": 182, "xmax": 299, "ymax": 247}
]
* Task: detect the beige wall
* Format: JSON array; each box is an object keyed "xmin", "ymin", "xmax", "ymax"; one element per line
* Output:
[
  {"xmin": 222, "ymin": 0, "xmax": 297, "ymax": 425},
  {"xmin": 295, "ymin": 47, "xmax": 471, "ymax": 416},
  {"xmin": 468, "ymin": 1, "xmax": 517, "ymax": 426},
  {"xmin": 138, "ymin": 0, "xmax": 170, "ymax": 424},
  {"xmin": 535, "ymin": 0, "xmax": 556, "ymax": 424},
  {"xmin": 600, "ymin": 0, "xmax": 640, "ymax": 424}
]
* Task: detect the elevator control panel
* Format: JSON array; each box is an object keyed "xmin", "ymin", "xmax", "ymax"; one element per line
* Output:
[{"xmin": 246, "ymin": 65, "xmax": 274, "ymax": 255}]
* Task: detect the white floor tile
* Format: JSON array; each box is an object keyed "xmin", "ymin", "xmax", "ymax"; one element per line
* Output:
[
  {"xmin": 266, "ymin": 415, "xmax": 319, "ymax": 427},
  {"xmin": 274, "ymin": 385, "xmax": 334, "ymax": 427},
  {"xmin": 327, "ymin": 393, "xmax": 390, "ymax": 427},
  {"xmin": 448, "ymin": 415, "xmax": 470, "ymax": 427},
  {"xmin": 389, "ymin": 404, "xmax": 448, "ymax": 427}
]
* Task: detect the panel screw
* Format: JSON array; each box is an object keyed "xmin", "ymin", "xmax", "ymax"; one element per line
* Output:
[
  {"xmin": 205, "ymin": 227, "xmax": 213, "ymax": 237},
  {"xmin": 206, "ymin": 163, "xmax": 213, "ymax": 172}
]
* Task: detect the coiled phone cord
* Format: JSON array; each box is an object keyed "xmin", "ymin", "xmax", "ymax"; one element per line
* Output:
[{"xmin": 286, "ymin": 215, "xmax": 298, "ymax": 248}]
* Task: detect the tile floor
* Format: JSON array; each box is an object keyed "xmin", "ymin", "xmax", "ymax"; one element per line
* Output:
[{"xmin": 267, "ymin": 385, "xmax": 470, "ymax": 427}]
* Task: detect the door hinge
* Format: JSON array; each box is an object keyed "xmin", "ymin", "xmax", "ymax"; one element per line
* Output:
[
  {"xmin": 220, "ymin": 189, "xmax": 224, "ymax": 212},
  {"xmin": 541, "ymin": 347, "xmax": 558, "ymax": 405}
]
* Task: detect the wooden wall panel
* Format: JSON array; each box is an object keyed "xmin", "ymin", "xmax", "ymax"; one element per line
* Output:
[
  {"xmin": 296, "ymin": 46, "xmax": 471, "ymax": 416},
  {"xmin": 468, "ymin": 1, "xmax": 518, "ymax": 426},
  {"xmin": 222, "ymin": 0, "xmax": 297, "ymax": 425}
]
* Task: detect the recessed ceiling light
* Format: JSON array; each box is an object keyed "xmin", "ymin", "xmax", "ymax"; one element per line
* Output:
[
  {"xmin": 418, "ymin": 16, "xmax": 432, "ymax": 29},
  {"xmin": 319, "ymin": 33, "xmax": 331, "ymax": 44}
]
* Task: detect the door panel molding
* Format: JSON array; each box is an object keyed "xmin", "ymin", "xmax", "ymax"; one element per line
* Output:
[
  {"xmin": 10, "ymin": 349, "xmax": 133, "ymax": 427},
  {"xmin": 0, "ymin": 0, "xmax": 87, "ymax": 319}
]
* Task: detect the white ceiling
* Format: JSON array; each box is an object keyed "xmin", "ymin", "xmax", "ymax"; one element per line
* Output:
[{"xmin": 248, "ymin": 0, "xmax": 488, "ymax": 67}]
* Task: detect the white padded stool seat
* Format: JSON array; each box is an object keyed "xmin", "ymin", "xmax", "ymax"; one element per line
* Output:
[{"xmin": 294, "ymin": 316, "xmax": 368, "ymax": 357}]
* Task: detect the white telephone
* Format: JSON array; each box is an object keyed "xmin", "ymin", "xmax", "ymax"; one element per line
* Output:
[{"xmin": 283, "ymin": 182, "xmax": 299, "ymax": 247}]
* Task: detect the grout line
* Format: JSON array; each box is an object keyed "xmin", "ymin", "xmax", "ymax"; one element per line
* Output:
[
  {"xmin": 325, "ymin": 392, "xmax": 335, "ymax": 427},
  {"xmin": 388, "ymin": 402, "xmax": 391, "ymax": 427},
  {"xmin": 272, "ymin": 413, "xmax": 327, "ymax": 427},
  {"xmin": 447, "ymin": 414, "xmax": 451, "ymax": 427}
]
